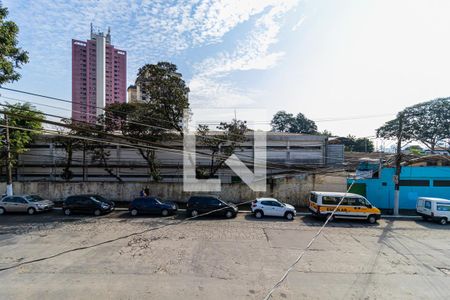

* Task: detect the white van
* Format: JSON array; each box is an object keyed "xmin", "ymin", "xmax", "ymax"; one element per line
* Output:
[
  {"xmin": 416, "ymin": 197, "xmax": 450, "ymax": 225},
  {"xmin": 309, "ymin": 191, "xmax": 381, "ymax": 224}
]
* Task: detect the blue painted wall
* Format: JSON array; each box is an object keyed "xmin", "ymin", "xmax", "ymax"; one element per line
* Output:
[{"xmin": 348, "ymin": 167, "xmax": 450, "ymax": 210}]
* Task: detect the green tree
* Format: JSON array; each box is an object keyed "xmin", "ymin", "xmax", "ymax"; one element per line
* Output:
[
  {"xmin": 0, "ymin": 6, "xmax": 29, "ymax": 85},
  {"xmin": 53, "ymin": 121, "xmax": 77, "ymax": 181},
  {"xmin": 105, "ymin": 102, "xmax": 167, "ymax": 182},
  {"xmin": 105, "ymin": 62, "xmax": 190, "ymax": 181},
  {"xmin": 196, "ymin": 119, "xmax": 248, "ymax": 178},
  {"xmin": 353, "ymin": 137, "xmax": 374, "ymax": 152},
  {"xmin": 105, "ymin": 62, "xmax": 189, "ymax": 181},
  {"xmin": 377, "ymin": 98, "xmax": 450, "ymax": 150},
  {"xmin": 404, "ymin": 145, "xmax": 424, "ymax": 155},
  {"xmin": 271, "ymin": 111, "xmax": 293, "ymax": 132},
  {"xmin": 54, "ymin": 118, "xmax": 122, "ymax": 181},
  {"xmin": 0, "ymin": 102, "xmax": 43, "ymax": 168},
  {"xmin": 334, "ymin": 135, "xmax": 355, "ymax": 152},
  {"xmin": 54, "ymin": 119, "xmax": 93, "ymax": 181},
  {"xmin": 320, "ymin": 129, "xmax": 333, "ymax": 137},
  {"xmin": 335, "ymin": 135, "xmax": 374, "ymax": 152},
  {"xmin": 271, "ymin": 111, "xmax": 317, "ymax": 134},
  {"xmin": 136, "ymin": 62, "xmax": 189, "ymax": 133}
]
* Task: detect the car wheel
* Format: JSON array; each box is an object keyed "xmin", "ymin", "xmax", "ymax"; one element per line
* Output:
[
  {"xmin": 130, "ymin": 209, "xmax": 138, "ymax": 216},
  {"xmin": 285, "ymin": 211, "xmax": 294, "ymax": 220},
  {"xmin": 161, "ymin": 209, "xmax": 169, "ymax": 217},
  {"xmin": 368, "ymin": 215, "xmax": 377, "ymax": 224},
  {"xmin": 94, "ymin": 209, "xmax": 101, "ymax": 216},
  {"xmin": 64, "ymin": 208, "xmax": 71, "ymax": 216},
  {"xmin": 255, "ymin": 210, "xmax": 263, "ymax": 219},
  {"xmin": 190, "ymin": 209, "xmax": 199, "ymax": 218},
  {"xmin": 421, "ymin": 215, "xmax": 429, "ymax": 221},
  {"xmin": 225, "ymin": 210, "xmax": 233, "ymax": 219},
  {"xmin": 0, "ymin": 207, "xmax": 5, "ymax": 215},
  {"xmin": 439, "ymin": 217, "xmax": 447, "ymax": 225},
  {"xmin": 27, "ymin": 207, "xmax": 36, "ymax": 215}
]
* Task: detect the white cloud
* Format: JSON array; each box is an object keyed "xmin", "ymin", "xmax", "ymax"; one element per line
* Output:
[
  {"xmin": 7, "ymin": 0, "xmax": 293, "ymax": 77},
  {"xmin": 5, "ymin": 0, "xmax": 298, "ymax": 109},
  {"xmin": 190, "ymin": 0, "xmax": 299, "ymax": 107},
  {"xmin": 189, "ymin": 76, "xmax": 258, "ymax": 107}
]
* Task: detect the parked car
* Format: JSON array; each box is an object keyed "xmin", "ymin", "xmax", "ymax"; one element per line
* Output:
[
  {"xmin": 0, "ymin": 194, "xmax": 54, "ymax": 215},
  {"xmin": 129, "ymin": 197, "xmax": 177, "ymax": 216},
  {"xmin": 62, "ymin": 194, "xmax": 114, "ymax": 216},
  {"xmin": 416, "ymin": 197, "xmax": 450, "ymax": 225},
  {"xmin": 308, "ymin": 191, "xmax": 381, "ymax": 224},
  {"xmin": 251, "ymin": 198, "xmax": 296, "ymax": 220},
  {"xmin": 186, "ymin": 195, "xmax": 238, "ymax": 218}
]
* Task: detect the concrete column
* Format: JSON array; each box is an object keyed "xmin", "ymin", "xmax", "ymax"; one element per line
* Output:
[
  {"xmin": 96, "ymin": 35, "xmax": 106, "ymax": 119},
  {"xmin": 50, "ymin": 142, "xmax": 55, "ymax": 181}
]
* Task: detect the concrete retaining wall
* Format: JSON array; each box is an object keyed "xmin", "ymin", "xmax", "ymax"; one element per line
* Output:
[{"xmin": 0, "ymin": 173, "xmax": 347, "ymax": 207}]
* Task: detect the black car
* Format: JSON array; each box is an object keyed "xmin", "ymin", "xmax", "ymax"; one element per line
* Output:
[
  {"xmin": 186, "ymin": 195, "xmax": 238, "ymax": 218},
  {"xmin": 129, "ymin": 197, "xmax": 177, "ymax": 216},
  {"xmin": 63, "ymin": 194, "xmax": 115, "ymax": 216}
]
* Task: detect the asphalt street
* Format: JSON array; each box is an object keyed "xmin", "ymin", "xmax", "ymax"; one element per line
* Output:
[{"xmin": 0, "ymin": 210, "xmax": 449, "ymax": 299}]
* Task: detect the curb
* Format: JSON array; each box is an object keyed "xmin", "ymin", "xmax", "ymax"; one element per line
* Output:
[
  {"xmin": 380, "ymin": 215, "xmax": 421, "ymax": 219},
  {"xmin": 54, "ymin": 207, "xmax": 421, "ymax": 219}
]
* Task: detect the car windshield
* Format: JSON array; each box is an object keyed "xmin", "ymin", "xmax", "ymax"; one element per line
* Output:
[
  {"xmin": 362, "ymin": 198, "xmax": 371, "ymax": 206},
  {"xmin": 91, "ymin": 195, "xmax": 107, "ymax": 203},
  {"xmin": 25, "ymin": 195, "xmax": 44, "ymax": 202}
]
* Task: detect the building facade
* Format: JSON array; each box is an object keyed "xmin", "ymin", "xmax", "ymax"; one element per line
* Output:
[
  {"xmin": 127, "ymin": 70, "xmax": 181, "ymax": 103},
  {"xmin": 127, "ymin": 85, "xmax": 137, "ymax": 103},
  {"xmin": 72, "ymin": 25, "xmax": 127, "ymax": 123},
  {"xmin": 349, "ymin": 166, "xmax": 450, "ymax": 211},
  {"xmin": 11, "ymin": 133, "xmax": 344, "ymax": 182},
  {"xmin": 126, "ymin": 83, "xmax": 148, "ymax": 103}
]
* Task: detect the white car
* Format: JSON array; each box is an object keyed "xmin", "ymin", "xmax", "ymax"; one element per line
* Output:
[
  {"xmin": 251, "ymin": 198, "xmax": 296, "ymax": 220},
  {"xmin": 417, "ymin": 197, "xmax": 450, "ymax": 225}
]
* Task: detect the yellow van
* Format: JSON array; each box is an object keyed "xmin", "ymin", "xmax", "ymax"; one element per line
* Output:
[{"xmin": 308, "ymin": 191, "xmax": 381, "ymax": 224}]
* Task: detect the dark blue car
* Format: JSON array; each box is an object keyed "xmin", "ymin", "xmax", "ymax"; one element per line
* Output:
[{"xmin": 129, "ymin": 197, "xmax": 177, "ymax": 217}]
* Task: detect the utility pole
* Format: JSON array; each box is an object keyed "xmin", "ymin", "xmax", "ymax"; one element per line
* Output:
[
  {"xmin": 4, "ymin": 113, "xmax": 13, "ymax": 196},
  {"xmin": 82, "ymin": 141, "xmax": 87, "ymax": 181},
  {"xmin": 393, "ymin": 113, "xmax": 404, "ymax": 216}
]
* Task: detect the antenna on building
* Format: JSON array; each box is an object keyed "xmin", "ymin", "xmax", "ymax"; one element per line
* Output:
[
  {"xmin": 107, "ymin": 26, "xmax": 111, "ymax": 44},
  {"xmin": 90, "ymin": 22, "xmax": 93, "ymax": 35}
]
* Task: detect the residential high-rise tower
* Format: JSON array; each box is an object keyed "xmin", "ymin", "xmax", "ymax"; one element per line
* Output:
[{"xmin": 72, "ymin": 25, "xmax": 126, "ymax": 123}]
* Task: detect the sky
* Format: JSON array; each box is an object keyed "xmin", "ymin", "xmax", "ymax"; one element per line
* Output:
[{"xmin": 2, "ymin": 0, "xmax": 450, "ymax": 142}]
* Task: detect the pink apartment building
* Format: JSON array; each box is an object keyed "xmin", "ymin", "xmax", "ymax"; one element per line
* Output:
[{"xmin": 72, "ymin": 26, "xmax": 126, "ymax": 123}]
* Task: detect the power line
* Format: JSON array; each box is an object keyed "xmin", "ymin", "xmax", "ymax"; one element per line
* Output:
[
  {"xmin": 0, "ymin": 121, "xmax": 356, "ymax": 181},
  {"xmin": 0, "ymin": 93, "xmax": 269, "ymax": 147},
  {"xmin": 0, "ymin": 87, "xmax": 392, "ymax": 143},
  {"xmin": 0, "ymin": 103, "xmax": 360, "ymax": 174},
  {"xmin": 196, "ymin": 113, "xmax": 394, "ymax": 125},
  {"xmin": 0, "ymin": 118, "xmax": 352, "ymax": 179},
  {"xmin": 0, "ymin": 86, "xmax": 176, "ymax": 126},
  {"xmin": 0, "ymin": 200, "xmax": 254, "ymax": 273},
  {"xmin": 0, "ymin": 87, "xmax": 257, "ymax": 142},
  {"xmin": 263, "ymin": 180, "xmax": 356, "ymax": 299}
]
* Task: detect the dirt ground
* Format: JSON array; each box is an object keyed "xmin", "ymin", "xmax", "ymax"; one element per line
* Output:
[{"xmin": 1, "ymin": 210, "xmax": 450, "ymax": 299}]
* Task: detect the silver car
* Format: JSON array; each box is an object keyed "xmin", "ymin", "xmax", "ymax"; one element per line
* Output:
[{"xmin": 0, "ymin": 195, "xmax": 54, "ymax": 215}]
